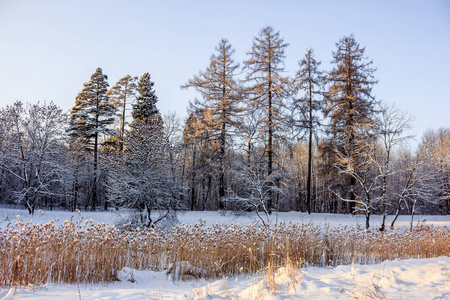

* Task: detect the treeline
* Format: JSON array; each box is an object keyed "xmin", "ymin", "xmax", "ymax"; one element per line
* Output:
[{"xmin": 0, "ymin": 26, "xmax": 449, "ymax": 228}]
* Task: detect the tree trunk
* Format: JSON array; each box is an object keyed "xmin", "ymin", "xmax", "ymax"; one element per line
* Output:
[
  {"xmin": 365, "ymin": 211, "xmax": 370, "ymax": 230},
  {"xmin": 218, "ymin": 109, "xmax": 226, "ymax": 210},
  {"xmin": 267, "ymin": 65, "xmax": 273, "ymax": 213},
  {"xmin": 306, "ymin": 113, "xmax": 313, "ymax": 215},
  {"xmin": 380, "ymin": 211, "xmax": 387, "ymax": 232},
  {"xmin": 92, "ymin": 95, "xmax": 99, "ymax": 211},
  {"xmin": 92, "ymin": 131, "xmax": 98, "ymax": 211},
  {"xmin": 390, "ymin": 204, "xmax": 401, "ymax": 230},
  {"xmin": 190, "ymin": 147, "xmax": 196, "ymax": 211}
]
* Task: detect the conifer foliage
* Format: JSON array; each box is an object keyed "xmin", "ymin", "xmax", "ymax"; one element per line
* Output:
[
  {"xmin": 107, "ymin": 74, "xmax": 137, "ymax": 152},
  {"xmin": 68, "ymin": 67, "xmax": 116, "ymax": 210},
  {"xmin": 132, "ymin": 72, "xmax": 161, "ymax": 125},
  {"xmin": 108, "ymin": 72, "xmax": 182, "ymax": 226}
]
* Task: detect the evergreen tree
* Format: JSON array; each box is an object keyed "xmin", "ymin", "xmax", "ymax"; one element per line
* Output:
[
  {"xmin": 132, "ymin": 72, "xmax": 161, "ymax": 126},
  {"xmin": 244, "ymin": 26, "xmax": 291, "ymax": 212},
  {"xmin": 182, "ymin": 39, "xmax": 242, "ymax": 208},
  {"xmin": 325, "ymin": 35, "xmax": 378, "ymax": 212},
  {"xmin": 68, "ymin": 67, "xmax": 116, "ymax": 210},
  {"xmin": 109, "ymin": 76, "xmax": 182, "ymax": 225},
  {"xmin": 293, "ymin": 48, "xmax": 324, "ymax": 214},
  {"xmin": 107, "ymin": 74, "xmax": 137, "ymax": 152}
]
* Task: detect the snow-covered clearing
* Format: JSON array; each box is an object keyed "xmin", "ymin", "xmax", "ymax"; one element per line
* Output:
[
  {"xmin": 0, "ymin": 208, "xmax": 449, "ymax": 299},
  {"xmin": 1, "ymin": 207, "xmax": 449, "ymax": 229}
]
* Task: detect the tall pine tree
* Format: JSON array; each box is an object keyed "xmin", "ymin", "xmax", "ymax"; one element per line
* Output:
[
  {"xmin": 107, "ymin": 74, "xmax": 137, "ymax": 152},
  {"xmin": 68, "ymin": 67, "xmax": 116, "ymax": 210}
]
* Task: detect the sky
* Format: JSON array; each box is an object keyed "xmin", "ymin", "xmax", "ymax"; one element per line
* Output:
[{"xmin": 0, "ymin": 0, "xmax": 449, "ymax": 144}]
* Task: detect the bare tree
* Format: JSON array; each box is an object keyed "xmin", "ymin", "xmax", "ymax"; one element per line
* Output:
[
  {"xmin": 374, "ymin": 103, "xmax": 414, "ymax": 231},
  {"xmin": 417, "ymin": 128, "xmax": 450, "ymax": 215},
  {"xmin": 389, "ymin": 148, "xmax": 434, "ymax": 230},
  {"xmin": 224, "ymin": 160, "xmax": 283, "ymax": 226},
  {"xmin": 330, "ymin": 130, "xmax": 381, "ymax": 229},
  {"xmin": 1, "ymin": 101, "xmax": 67, "ymax": 214}
]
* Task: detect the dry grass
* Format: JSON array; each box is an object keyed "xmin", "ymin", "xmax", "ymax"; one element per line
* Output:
[
  {"xmin": 1, "ymin": 216, "xmax": 449, "ymax": 286},
  {"xmin": 352, "ymin": 278, "xmax": 387, "ymax": 300}
]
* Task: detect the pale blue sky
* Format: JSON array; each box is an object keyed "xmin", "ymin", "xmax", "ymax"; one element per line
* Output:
[{"xmin": 0, "ymin": 0, "xmax": 449, "ymax": 142}]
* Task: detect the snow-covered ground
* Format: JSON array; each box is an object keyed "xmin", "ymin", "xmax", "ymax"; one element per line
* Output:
[
  {"xmin": 0, "ymin": 208, "xmax": 449, "ymax": 299},
  {"xmin": 1, "ymin": 257, "xmax": 449, "ymax": 299},
  {"xmin": 1, "ymin": 207, "xmax": 449, "ymax": 229}
]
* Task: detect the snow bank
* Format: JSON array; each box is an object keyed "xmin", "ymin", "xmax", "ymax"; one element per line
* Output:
[{"xmin": 1, "ymin": 257, "xmax": 448, "ymax": 299}]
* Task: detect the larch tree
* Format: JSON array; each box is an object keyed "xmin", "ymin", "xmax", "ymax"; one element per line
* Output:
[
  {"xmin": 182, "ymin": 38, "xmax": 242, "ymax": 208},
  {"xmin": 325, "ymin": 35, "xmax": 378, "ymax": 213},
  {"xmin": 293, "ymin": 48, "xmax": 324, "ymax": 214},
  {"xmin": 107, "ymin": 74, "xmax": 137, "ymax": 152},
  {"xmin": 68, "ymin": 67, "xmax": 116, "ymax": 210},
  {"xmin": 244, "ymin": 26, "xmax": 291, "ymax": 212}
]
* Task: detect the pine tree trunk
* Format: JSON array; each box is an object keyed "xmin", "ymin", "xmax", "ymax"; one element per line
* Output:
[
  {"xmin": 92, "ymin": 94, "xmax": 99, "ymax": 211},
  {"xmin": 92, "ymin": 131, "xmax": 98, "ymax": 211},
  {"xmin": 120, "ymin": 92, "xmax": 127, "ymax": 152},
  {"xmin": 306, "ymin": 78, "xmax": 313, "ymax": 215}
]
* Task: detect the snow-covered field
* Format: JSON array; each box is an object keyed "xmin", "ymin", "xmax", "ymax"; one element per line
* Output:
[
  {"xmin": 1, "ymin": 207, "xmax": 450, "ymax": 229},
  {"xmin": 1, "ymin": 208, "xmax": 449, "ymax": 299}
]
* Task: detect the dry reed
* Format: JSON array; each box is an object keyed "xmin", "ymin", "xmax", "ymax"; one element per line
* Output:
[{"xmin": 1, "ymin": 216, "xmax": 449, "ymax": 286}]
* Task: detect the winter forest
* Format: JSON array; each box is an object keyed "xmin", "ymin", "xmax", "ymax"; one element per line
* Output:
[{"xmin": 1, "ymin": 27, "xmax": 449, "ymax": 231}]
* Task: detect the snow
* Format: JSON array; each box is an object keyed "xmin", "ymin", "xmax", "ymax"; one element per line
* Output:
[
  {"xmin": 1, "ymin": 208, "xmax": 449, "ymax": 229},
  {"xmin": 1, "ymin": 257, "xmax": 449, "ymax": 299},
  {"xmin": 0, "ymin": 208, "xmax": 449, "ymax": 299}
]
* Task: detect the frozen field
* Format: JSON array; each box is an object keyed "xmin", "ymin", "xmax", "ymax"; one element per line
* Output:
[{"xmin": 0, "ymin": 208, "xmax": 449, "ymax": 299}]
